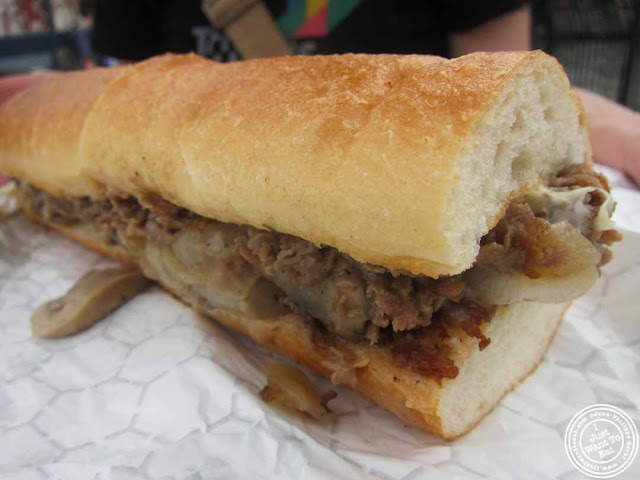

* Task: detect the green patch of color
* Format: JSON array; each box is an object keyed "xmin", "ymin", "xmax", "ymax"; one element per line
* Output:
[
  {"xmin": 327, "ymin": 0, "xmax": 360, "ymax": 31},
  {"xmin": 278, "ymin": 0, "xmax": 307, "ymax": 37}
]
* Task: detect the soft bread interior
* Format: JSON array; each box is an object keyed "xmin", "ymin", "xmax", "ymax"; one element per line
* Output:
[
  {"xmin": 437, "ymin": 301, "xmax": 566, "ymax": 437},
  {"xmin": 447, "ymin": 62, "xmax": 589, "ymax": 272}
]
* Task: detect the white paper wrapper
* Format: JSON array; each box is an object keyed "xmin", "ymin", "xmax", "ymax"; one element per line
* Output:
[{"xmin": 1, "ymin": 169, "xmax": 639, "ymax": 480}]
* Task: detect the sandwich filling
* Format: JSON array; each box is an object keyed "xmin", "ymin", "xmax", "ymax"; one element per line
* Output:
[{"xmin": 16, "ymin": 163, "xmax": 619, "ymax": 353}]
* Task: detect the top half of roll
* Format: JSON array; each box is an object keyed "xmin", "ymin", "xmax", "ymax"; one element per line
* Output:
[{"xmin": 0, "ymin": 51, "xmax": 590, "ymax": 277}]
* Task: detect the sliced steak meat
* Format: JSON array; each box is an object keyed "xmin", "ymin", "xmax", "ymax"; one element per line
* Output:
[
  {"xmin": 234, "ymin": 228, "xmax": 470, "ymax": 339},
  {"xmin": 15, "ymin": 162, "xmax": 620, "ymax": 348},
  {"xmin": 548, "ymin": 164, "xmax": 610, "ymax": 190},
  {"xmin": 478, "ymin": 165, "xmax": 619, "ymax": 277}
]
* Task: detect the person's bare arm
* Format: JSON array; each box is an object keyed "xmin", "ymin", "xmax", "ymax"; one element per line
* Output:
[
  {"xmin": 577, "ymin": 88, "xmax": 640, "ymax": 185},
  {"xmin": 448, "ymin": 5, "xmax": 532, "ymax": 57},
  {"xmin": 0, "ymin": 72, "xmax": 51, "ymax": 104}
]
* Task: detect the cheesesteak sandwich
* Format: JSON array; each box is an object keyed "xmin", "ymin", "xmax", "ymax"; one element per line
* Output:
[{"xmin": 0, "ymin": 51, "xmax": 620, "ymax": 439}]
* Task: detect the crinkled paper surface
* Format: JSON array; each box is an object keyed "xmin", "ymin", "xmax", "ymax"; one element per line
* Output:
[{"xmin": 1, "ymin": 166, "xmax": 639, "ymax": 480}]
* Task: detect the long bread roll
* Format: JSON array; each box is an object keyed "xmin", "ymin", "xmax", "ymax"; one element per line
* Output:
[{"xmin": 0, "ymin": 52, "xmax": 602, "ymax": 439}]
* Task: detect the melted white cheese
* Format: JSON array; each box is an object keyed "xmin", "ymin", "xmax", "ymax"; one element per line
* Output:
[{"xmin": 526, "ymin": 186, "xmax": 615, "ymax": 232}]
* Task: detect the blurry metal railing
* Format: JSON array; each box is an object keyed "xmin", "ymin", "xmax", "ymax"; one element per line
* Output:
[{"xmin": 533, "ymin": 0, "xmax": 640, "ymax": 110}]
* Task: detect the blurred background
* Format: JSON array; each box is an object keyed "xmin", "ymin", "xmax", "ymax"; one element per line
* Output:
[
  {"xmin": 0, "ymin": 0, "xmax": 112, "ymax": 70},
  {"xmin": 0, "ymin": 0, "xmax": 638, "ymax": 111}
]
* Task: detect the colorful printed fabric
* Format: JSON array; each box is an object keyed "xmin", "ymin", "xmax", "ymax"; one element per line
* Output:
[{"xmin": 278, "ymin": 0, "xmax": 360, "ymax": 39}]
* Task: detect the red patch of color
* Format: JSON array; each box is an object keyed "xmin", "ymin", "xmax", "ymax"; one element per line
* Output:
[{"xmin": 293, "ymin": 5, "xmax": 327, "ymax": 38}]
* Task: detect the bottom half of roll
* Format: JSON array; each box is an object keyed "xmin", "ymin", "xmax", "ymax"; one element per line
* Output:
[{"xmin": 20, "ymin": 199, "xmax": 568, "ymax": 440}]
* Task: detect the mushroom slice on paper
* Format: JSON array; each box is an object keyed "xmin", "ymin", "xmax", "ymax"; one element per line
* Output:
[{"xmin": 31, "ymin": 268, "xmax": 151, "ymax": 338}]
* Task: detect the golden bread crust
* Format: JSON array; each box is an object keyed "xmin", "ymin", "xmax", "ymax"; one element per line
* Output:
[{"xmin": 0, "ymin": 68, "xmax": 124, "ymax": 196}]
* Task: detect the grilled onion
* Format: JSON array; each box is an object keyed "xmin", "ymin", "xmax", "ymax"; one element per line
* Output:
[
  {"xmin": 466, "ymin": 265, "xmax": 598, "ymax": 305},
  {"xmin": 259, "ymin": 363, "xmax": 336, "ymax": 420}
]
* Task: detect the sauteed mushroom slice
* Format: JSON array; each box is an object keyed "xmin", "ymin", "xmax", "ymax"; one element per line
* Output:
[{"xmin": 31, "ymin": 268, "xmax": 151, "ymax": 338}]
